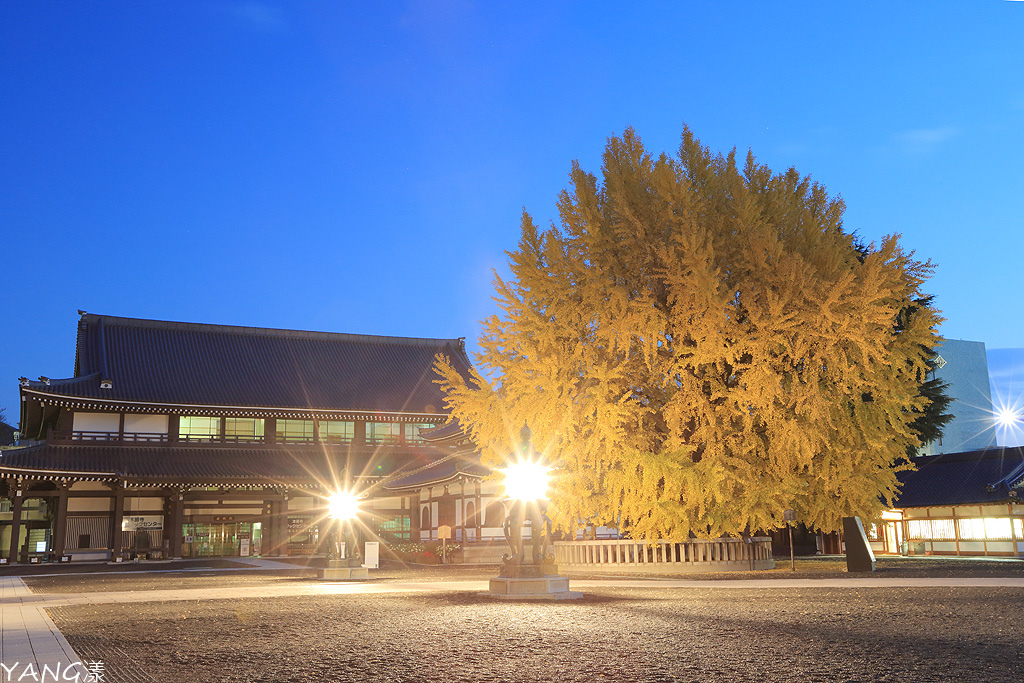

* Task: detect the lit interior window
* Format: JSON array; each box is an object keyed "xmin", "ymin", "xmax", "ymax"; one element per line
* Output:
[
  {"xmin": 225, "ymin": 418, "xmax": 265, "ymax": 440},
  {"xmin": 179, "ymin": 416, "xmax": 222, "ymax": 440},
  {"xmin": 277, "ymin": 419, "xmax": 314, "ymax": 443},
  {"xmin": 319, "ymin": 420, "xmax": 354, "ymax": 444},
  {"xmin": 404, "ymin": 423, "xmax": 435, "ymax": 443},
  {"xmin": 956, "ymin": 518, "xmax": 986, "ymax": 540},
  {"xmin": 366, "ymin": 421, "xmax": 400, "ymax": 444},
  {"xmin": 983, "ymin": 518, "xmax": 1012, "ymax": 540}
]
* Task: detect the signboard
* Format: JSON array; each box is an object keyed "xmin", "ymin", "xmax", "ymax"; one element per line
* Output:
[
  {"xmin": 121, "ymin": 515, "xmax": 164, "ymax": 531},
  {"xmin": 240, "ymin": 539, "xmax": 251, "ymax": 557},
  {"xmin": 783, "ymin": 509, "xmax": 797, "ymax": 522},
  {"xmin": 438, "ymin": 525, "xmax": 452, "ymax": 540},
  {"xmin": 362, "ymin": 541, "xmax": 379, "ymax": 569}
]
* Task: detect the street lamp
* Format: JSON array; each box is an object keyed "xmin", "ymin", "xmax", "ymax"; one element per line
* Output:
[
  {"xmin": 488, "ymin": 425, "xmax": 579, "ymax": 599},
  {"xmin": 328, "ymin": 490, "xmax": 360, "ymax": 523},
  {"xmin": 502, "ymin": 460, "xmax": 550, "ymax": 502},
  {"xmin": 319, "ymin": 489, "xmax": 367, "ymax": 580}
]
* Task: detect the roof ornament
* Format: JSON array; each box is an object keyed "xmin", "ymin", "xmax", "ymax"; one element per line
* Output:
[
  {"xmin": 38, "ymin": 376, "xmax": 51, "ymax": 386},
  {"xmin": 18, "ymin": 377, "xmax": 28, "ymax": 387},
  {"xmin": 100, "ymin": 378, "xmax": 113, "ymax": 390}
]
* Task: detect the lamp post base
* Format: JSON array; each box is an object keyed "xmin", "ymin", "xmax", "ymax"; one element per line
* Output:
[
  {"xmin": 487, "ymin": 575, "xmax": 582, "ymax": 600},
  {"xmin": 319, "ymin": 558, "xmax": 369, "ymax": 581}
]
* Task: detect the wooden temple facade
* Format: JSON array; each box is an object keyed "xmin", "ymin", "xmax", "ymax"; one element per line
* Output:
[
  {"xmin": 1, "ymin": 312, "xmax": 496, "ymax": 563},
  {"xmin": 870, "ymin": 447, "xmax": 1024, "ymax": 558}
]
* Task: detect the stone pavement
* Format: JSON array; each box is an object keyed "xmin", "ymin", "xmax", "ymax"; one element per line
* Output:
[
  {"xmin": 0, "ymin": 558, "xmax": 297, "ymax": 678},
  {"xmin": 0, "ymin": 577, "xmax": 92, "ymax": 680},
  {"xmin": 3, "ymin": 571, "xmax": 1024, "ymax": 677}
]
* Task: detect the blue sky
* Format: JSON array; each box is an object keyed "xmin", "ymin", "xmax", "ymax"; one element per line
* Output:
[{"xmin": 2, "ymin": 2, "xmax": 1023, "ymax": 441}]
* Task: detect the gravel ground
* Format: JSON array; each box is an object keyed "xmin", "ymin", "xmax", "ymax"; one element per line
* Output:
[
  {"xmin": 47, "ymin": 585, "xmax": 1024, "ymax": 683},
  {"xmin": 23, "ymin": 557, "xmax": 1024, "ymax": 595},
  {"xmin": 570, "ymin": 556, "xmax": 1024, "ymax": 581},
  {"xmin": 24, "ymin": 570, "xmax": 318, "ymax": 594},
  {"xmin": 0, "ymin": 558, "xmax": 251, "ymax": 578}
]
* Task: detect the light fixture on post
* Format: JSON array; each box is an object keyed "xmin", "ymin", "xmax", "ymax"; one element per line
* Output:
[
  {"xmin": 319, "ymin": 489, "xmax": 369, "ymax": 581},
  {"xmin": 488, "ymin": 424, "xmax": 581, "ymax": 600}
]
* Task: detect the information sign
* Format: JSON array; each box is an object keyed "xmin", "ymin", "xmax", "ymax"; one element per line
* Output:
[
  {"xmin": 121, "ymin": 515, "xmax": 164, "ymax": 531},
  {"xmin": 363, "ymin": 541, "xmax": 379, "ymax": 569}
]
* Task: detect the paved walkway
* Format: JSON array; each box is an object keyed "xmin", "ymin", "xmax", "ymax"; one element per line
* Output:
[
  {"xmin": 3, "ymin": 572, "xmax": 1024, "ymax": 674},
  {"xmin": 0, "ymin": 577, "xmax": 91, "ymax": 679}
]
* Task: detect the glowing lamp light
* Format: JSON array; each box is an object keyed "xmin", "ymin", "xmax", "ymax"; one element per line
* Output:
[
  {"xmin": 502, "ymin": 461, "xmax": 550, "ymax": 501},
  {"xmin": 327, "ymin": 491, "xmax": 360, "ymax": 520}
]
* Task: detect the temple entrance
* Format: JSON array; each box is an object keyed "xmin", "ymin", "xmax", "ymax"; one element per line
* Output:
[
  {"xmin": 0, "ymin": 497, "xmax": 54, "ymax": 562},
  {"xmin": 884, "ymin": 521, "xmax": 904, "ymax": 555},
  {"xmin": 182, "ymin": 521, "xmax": 262, "ymax": 557}
]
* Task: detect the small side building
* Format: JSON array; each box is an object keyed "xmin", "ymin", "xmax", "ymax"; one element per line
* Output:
[{"xmin": 869, "ymin": 447, "xmax": 1024, "ymax": 557}]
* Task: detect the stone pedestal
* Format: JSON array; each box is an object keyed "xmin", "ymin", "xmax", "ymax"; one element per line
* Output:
[
  {"xmin": 487, "ymin": 574, "xmax": 582, "ymax": 600},
  {"xmin": 319, "ymin": 560, "xmax": 369, "ymax": 581}
]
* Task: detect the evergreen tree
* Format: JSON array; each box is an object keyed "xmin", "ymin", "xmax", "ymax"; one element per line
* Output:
[
  {"xmin": 0, "ymin": 408, "xmax": 15, "ymax": 446},
  {"xmin": 436, "ymin": 127, "xmax": 947, "ymax": 538}
]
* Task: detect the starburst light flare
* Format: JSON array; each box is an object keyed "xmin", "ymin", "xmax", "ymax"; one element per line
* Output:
[
  {"xmin": 995, "ymin": 406, "xmax": 1021, "ymax": 428},
  {"xmin": 327, "ymin": 490, "xmax": 360, "ymax": 520},
  {"xmin": 501, "ymin": 460, "xmax": 550, "ymax": 501}
]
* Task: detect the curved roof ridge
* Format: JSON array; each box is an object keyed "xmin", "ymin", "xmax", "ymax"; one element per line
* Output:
[{"xmin": 79, "ymin": 313, "xmax": 465, "ymax": 348}]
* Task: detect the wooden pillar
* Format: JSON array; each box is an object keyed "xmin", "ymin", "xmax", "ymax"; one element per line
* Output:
[
  {"xmin": 169, "ymin": 490, "xmax": 185, "ymax": 558},
  {"xmin": 474, "ymin": 482, "xmax": 482, "ymax": 542},
  {"xmin": 7, "ymin": 483, "xmax": 23, "ymax": 563},
  {"xmin": 1009, "ymin": 503, "xmax": 1020, "ymax": 558},
  {"xmin": 266, "ymin": 417, "xmax": 278, "ymax": 445},
  {"xmin": 262, "ymin": 499, "xmax": 275, "ymax": 556},
  {"xmin": 409, "ymin": 494, "xmax": 420, "ymax": 540},
  {"xmin": 110, "ymin": 484, "xmax": 125, "ymax": 560},
  {"xmin": 52, "ymin": 482, "xmax": 70, "ymax": 558},
  {"xmin": 167, "ymin": 415, "xmax": 180, "ymax": 444},
  {"xmin": 268, "ymin": 496, "xmax": 287, "ymax": 557},
  {"xmin": 458, "ymin": 479, "xmax": 466, "ymax": 542}
]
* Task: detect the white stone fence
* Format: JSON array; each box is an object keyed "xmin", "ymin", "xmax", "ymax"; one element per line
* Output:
[{"xmin": 553, "ymin": 537, "xmax": 775, "ymax": 573}]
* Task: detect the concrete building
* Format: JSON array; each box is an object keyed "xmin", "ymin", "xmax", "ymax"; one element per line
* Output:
[{"xmin": 920, "ymin": 338, "xmax": 997, "ymax": 456}]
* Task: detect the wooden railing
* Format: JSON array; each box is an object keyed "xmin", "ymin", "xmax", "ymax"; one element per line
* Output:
[
  {"xmin": 59, "ymin": 431, "xmax": 169, "ymax": 443},
  {"xmin": 51, "ymin": 431, "xmax": 412, "ymax": 447},
  {"xmin": 554, "ymin": 537, "xmax": 775, "ymax": 573}
]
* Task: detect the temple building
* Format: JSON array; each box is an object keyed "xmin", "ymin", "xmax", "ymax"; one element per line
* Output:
[
  {"xmin": 1, "ymin": 313, "xmax": 497, "ymax": 563},
  {"xmin": 4, "ymin": 312, "xmax": 1020, "ymax": 565}
]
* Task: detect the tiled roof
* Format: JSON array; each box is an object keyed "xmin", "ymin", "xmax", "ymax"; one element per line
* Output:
[
  {"xmin": 418, "ymin": 420, "xmax": 468, "ymax": 444},
  {"xmin": 383, "ymin": 450, "xmax": 490, "ymax": 490},
  {"xmin": 0, "ymin": 443, "xmax": 454, "ymax": 486},
  {"xmin": 896, "ymin": 447, "xmax": 1024, "ymax": 508},
  {"xmin": 25, "ymin": 314, "xmax": 471, "ymax": 413}
]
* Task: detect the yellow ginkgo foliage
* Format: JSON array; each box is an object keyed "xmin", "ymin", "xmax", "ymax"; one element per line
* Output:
[{"xmin": 435, "ymin": 126, "xmax": 944, "ymax": 539}]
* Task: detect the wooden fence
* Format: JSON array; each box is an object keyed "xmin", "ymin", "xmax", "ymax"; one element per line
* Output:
[{"xmin": 554, "ymin": 537, "xmax": 774, "ymax": 572}]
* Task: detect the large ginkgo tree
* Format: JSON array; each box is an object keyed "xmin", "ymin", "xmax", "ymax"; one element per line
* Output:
[{"xmin": 435, "ymin": 126, "xmax": 948, "ymax": 539}]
